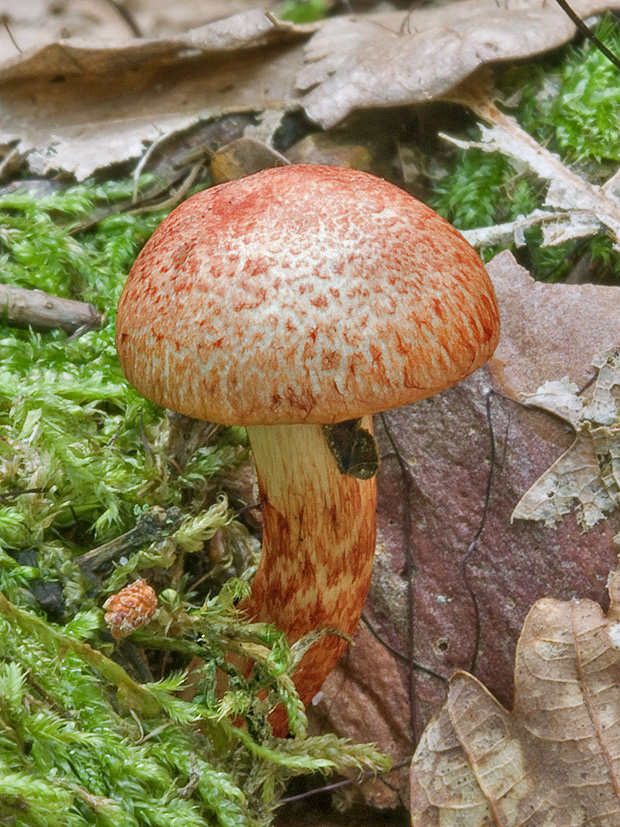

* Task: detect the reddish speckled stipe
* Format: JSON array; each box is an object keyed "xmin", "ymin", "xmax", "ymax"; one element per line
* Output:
[
  {"xmin": 116, "ymin": 165, "xmax": 500, "ymax": 425},
  {"xmin": 241, "ymin": 419, "xmax": 377, "ymax": 736}
]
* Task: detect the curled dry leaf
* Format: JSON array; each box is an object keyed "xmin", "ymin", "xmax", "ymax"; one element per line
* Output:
[
  {"xmin": 410, "ymin": 564, "xmax": 620, "ymax": 825},
  {"xmin": 298, "ymin": 0, "xmax": 620, "ymax": 128},
  {"xmin": 513, "ymin": 350, "xmax": 620, "ymax": 530},
  {"xmin": 4, "ymin": 0, "xmax": 620, "ymax": 178}
]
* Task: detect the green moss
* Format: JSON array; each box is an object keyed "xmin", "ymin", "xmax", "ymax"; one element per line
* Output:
[
  {"xmin": 432, "ymin": 149, "xmax": 540, "ymax": 229},
  {"xmin": 0, "ymin": 180, "xmax": 241, "ymax": 561},
  {"xmin": 0, "ymin": 586, "xmax": 389, "ymax": 827},
  {"xmin": 514, "ymin": 17, "xmax": 620, "ymax": 167},
  {"xmin": 273, "ymin": 0, "xmax": 330, "ymax": 24}
]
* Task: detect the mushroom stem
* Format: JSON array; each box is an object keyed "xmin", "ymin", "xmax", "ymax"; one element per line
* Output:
[{"xmin": 243, "ymin": 418, "xmax": 377, "ymax": 726}]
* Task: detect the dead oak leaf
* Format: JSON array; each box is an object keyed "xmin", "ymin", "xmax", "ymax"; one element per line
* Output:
[
  {"xmin": 311, "ymin": 253, "xmax": 620, "ymax": 807},
  {"xmin": 0, "ymin": 9, "xmax": 310, "ymax": 180},
  {"xmin": 513, "ymin": 349, "xmax": 620, "ymax": 530},
  {"xmin": 410, "ymin": 565, "xmax": 620, "ymax": 825},
  {"xmin": 298, "ymin": 0, "xmax": 620, "ymax": 128}
]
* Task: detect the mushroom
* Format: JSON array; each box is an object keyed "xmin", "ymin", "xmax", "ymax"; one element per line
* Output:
[{"xmin": 115, "ymin": 164, "xmax": 500, "ymax": 734}]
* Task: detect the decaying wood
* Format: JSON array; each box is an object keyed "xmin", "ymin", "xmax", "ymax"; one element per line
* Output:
[{"xmin": 0, "ymin": 283, "xmax": 102, "ymax": 334}]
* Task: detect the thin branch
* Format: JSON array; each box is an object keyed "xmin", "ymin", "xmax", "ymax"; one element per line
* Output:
[
  {"xmin": 277, "ymin": 758, "xmax": 412, "ymax": 806},
  {"xmin": 99, "ymin": 0, "xmax": 142, "ymax": 37},
  {"xmin": 0, "ymin": 487, "xmax": 49, "ymax": 505},
  {"xmin": 552, "ymin": 0, "xmax": 620, "ymax": 71},
  {"xmin": 129, "ymin": 160, "xmax": 205, "ymax": 215},
  {"xmin": 0, "ymin": 284, "xmax": 102, "ymax": 335},
  {"xmin": 1, "ymin": 16, "xmax": 21, "ymax": 53},
  {"xmin": 76, "ymin": 506, "xmax": 183, "ymax": 577},
  {"xmin": 132, "ymin": 131, "xmax": 167, "ymax": 203}
]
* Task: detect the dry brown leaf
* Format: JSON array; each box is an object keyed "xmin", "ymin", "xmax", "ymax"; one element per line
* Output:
[
  {"xmin": 410, "ymin": 564, "xmax": 620, "ymax": 825},
  {"xmin": 298, "ymin": 0, "xmax": 620, "ymax": 128},
  {"xmin": 512, "ymin": 351, "xmax": 620, "ymax": 530},
  {"xmin": 0, "ymin": 9, "xmax": 309, "ymax": 179},
  {"xmin": 0, "ymin": 0, "xmax": 282, "ymax": 60},
  {"xmin": 5, "ymin": 0, "xmax": 620, "ymax": 179}
]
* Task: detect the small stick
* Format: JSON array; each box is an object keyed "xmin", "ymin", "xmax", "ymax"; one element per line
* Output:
[
  {"xmin": 128, "ymin": 160, "xmax": 204, "ymax": 215},
  {"xmin": 76, "ymin": 506, "xmax": 183, "ymax": 577},
  {"xmin": 99, "ymin": 0, "xmax": 142, "ymax": 37},
  {"xmin": 132, "ymin": 130, "xmax": 166, "ymax": 203},
  {"xmin": 552, "ymin": 0, "xmax": 620, "ymax": 72},
  {"xmin": 0, "ymin": 284, "xmax": 102, "ymax": 334},
  {"xmin": 1, "ymin": 16, "xmax": 22, "ymax": 54}
]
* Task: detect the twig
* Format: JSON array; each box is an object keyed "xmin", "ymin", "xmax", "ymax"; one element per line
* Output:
[
  {"xmin": 132, "ymin": 131, "xmax": 167, "ymax": 203},
  {"xmin": 129, "ymin": 160, "xmax": 205, "ymax": 215},
  {"xmin": 278, "ymin": 758, "xmax": 412, "ymax": 806},
  {"xmin": 1, "ymin": 16, "xmax": 21, "ymax": 53},
  {"xmin": 71, "ymin": 160, "xmax": 206, "ymax": 236},
  {"xmin": 552, "ymin": 0, "xmax": 620, "ymax": 72},
  {"xmin": 76, "ymin": 506, "xmax": 183, "ymax": 577},
  {"xmin": 0, "ymin": 284, "xmax": 102, "ymax": 335},
  {"xmin": 0, "ymin": 487, "xmax": 49, "ymax": 505},
  {"xmin": 99, "ymin": 0, "xmax": 142, "ymax": 37}
]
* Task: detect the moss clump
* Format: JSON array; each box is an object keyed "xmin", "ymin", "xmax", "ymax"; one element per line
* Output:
[
  {"xmin": 0, "ymin": 584, "xmax": 389, "ymax": 827},
  {"xmin": 0, "ymin": 180, "xmax": 248, "ymax": 608}
]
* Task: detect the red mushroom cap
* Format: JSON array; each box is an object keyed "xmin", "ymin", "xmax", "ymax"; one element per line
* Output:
[{"xmin": 116, "ymin": 165, "xmax": 499, "ymax": 425}]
